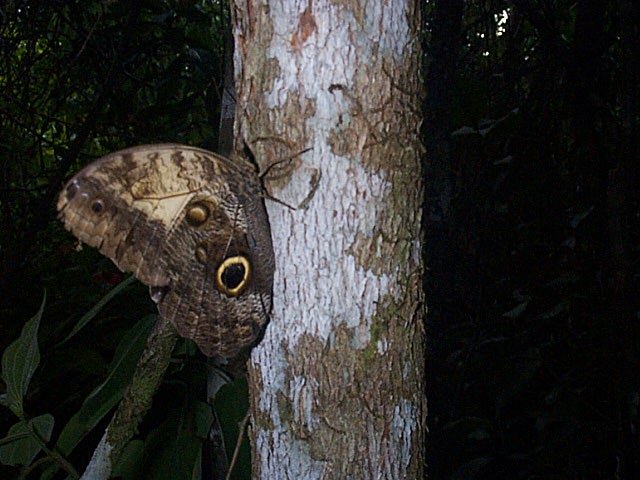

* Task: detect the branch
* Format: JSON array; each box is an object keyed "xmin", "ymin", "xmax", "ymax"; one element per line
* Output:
[{"xmin": 80, "ymin": 314, "xmax": 178, "ymax": 480}]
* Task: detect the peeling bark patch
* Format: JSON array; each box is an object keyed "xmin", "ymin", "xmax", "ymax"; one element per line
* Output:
[
  {"xmin": 291, "ymin": 5, "xmax": 317, "ymax": 49},
  {"xmin": 254, "ymin": 429, "xmax": 324, "ymax": 478},
  {"xmin": 392, "ymin": 399, "xmax": 418, "ymax": 469},
  {"xmin": 268, "ymin": 326, "xmax": 423, "ymax": 478},
  {"xmin": 366, "ymin": 0, "xmax": 411, "ymax": 60},
  {"xmin": 290, "ymin": 374, "xmax": 319, "ymax": 436}
]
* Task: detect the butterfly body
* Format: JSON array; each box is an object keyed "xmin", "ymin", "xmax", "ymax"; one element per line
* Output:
[{"xmin": 57, "ymin": 144, "xmax": 274, "ymax": 360}]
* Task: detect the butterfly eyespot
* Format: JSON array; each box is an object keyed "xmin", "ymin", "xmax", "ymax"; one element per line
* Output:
[
  {"xmin": 216, "ymin": 256, "xmax": 251, "ymax": 297},
  {"xmin": 195, "ymin": 243, "xmax": 208, "ymax": 264},
  {"xmin": 66, "ymin": 182, "xmax": 79, "ymax": 200},
  {"xmin": 91, "ymin": 199, "xmax": 104, "ymax": 213},
  {"xmin": 186, "ymin": 202, "xmax": 210, "ymax": 226}
]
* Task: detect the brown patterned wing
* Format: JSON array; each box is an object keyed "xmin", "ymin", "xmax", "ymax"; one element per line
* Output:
[{"xmin": 57, "ymin": 144, "xmax": 274, "ymax": 360}]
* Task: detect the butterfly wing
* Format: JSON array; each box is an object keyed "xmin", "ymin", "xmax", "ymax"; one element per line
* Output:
[{"xmin": 57, "ymin": 144, "xmax": 274, "ymax": 359}]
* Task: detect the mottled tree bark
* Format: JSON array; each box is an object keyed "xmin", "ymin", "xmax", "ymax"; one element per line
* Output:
[{"xmin": 230, "ymin": 1, "xmax": 426, "ymax": 478}]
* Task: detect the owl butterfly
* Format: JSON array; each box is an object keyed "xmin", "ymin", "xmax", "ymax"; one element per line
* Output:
[{"xmin": 57, "ymin": 144, "xmax": 274, "ymax": 361}]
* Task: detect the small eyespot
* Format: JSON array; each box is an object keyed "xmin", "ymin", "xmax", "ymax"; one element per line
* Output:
[
  {"xmin": 91, "ymin": 199, "xmax": 104, "ymax": 213},
  {"xmin": 66, "ymin": 182, "xmax": 79, "ymax": 200},
  {"xmin": 216, "ymin": 256, "xmax": 251, "ymax": 297},
  {"xmin": 195, "ymin": 243, "xmax": 208, "ymax": 264},
  {"xmin": 186, "ymin": 202, "xmax": 210, "ymax": 226}
]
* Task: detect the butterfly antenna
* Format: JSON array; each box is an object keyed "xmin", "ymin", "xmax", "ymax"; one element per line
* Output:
[
  {"xmin": 263, "ymin": 191, "xmax": 296, "ymax": 210},
  {"xmin": 260, "ymin": 147, "xmax": 312, "ymax": 179}
]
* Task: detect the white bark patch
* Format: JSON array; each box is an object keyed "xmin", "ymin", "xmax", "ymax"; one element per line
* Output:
[
  {"xmin": 255, "ymin": 429, "xmax": 326, "ymax": 479},
  {"xmin": 80, "ymin": 433, "xmax": 113, "ymax": 480},
  {"xmin": 391, "ymin": 399, "xmax": 418, "ymax": 474},
  {"xmin": 357, "ymin": 399, "xmax": 419, "ymax": 479},
  {"xmin": 256, "ymin": 149, "xmax": 397, "ymax": 437},
  {"xmin": 260, "ymin": 0, "xmax": 403, "ymax": 346},
  {"xmin": 255, "ymin": 0, "xmax": 404, "ymax": 409},
  {"xmin": 264, "ymin": 0, "xmax": 411, "ymax": 112},
  {"xmin": 275, "ymin": 154, "xmax": 394, "ymax": 343},
  {"xmin": 367, "ymin": 1, "xmax": 411, "ymax": 60},
  {"xmin": 266, "ymin": 2, "xmax": 356, "ymax": 109}
]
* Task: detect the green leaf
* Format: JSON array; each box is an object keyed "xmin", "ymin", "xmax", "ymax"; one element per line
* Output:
[
  {"xmin": 141, "ymin": 401, "xmax": 214, "ymax": 480},
  {"xmin": 570, "ymin": 206, "xmax": 594, "ymax": 229},
  {"xmin": 451, "ymin": 125, "xmax": 479, "ymax": 137},
  {"xmin": 112, "ymin": 440, "xmax": 145, "ymax": 480},
  {"xmin": 55, "ymin": 315, "xmax": 155, "ymax": 457},
  {"xmin": 502, "ymin": 299, "xmax": 530, "ymax": 319},
  {"xmin": 214, "ymin": 377, "xmax": 251, "ymax": 478},
  {"xmin": 59, "ymin": 275, "xmax": 137, "ymax": 345},
  {"xmin": 1, "ymin": 293, "xmax": 45, "ymax": 417},
  {"xmin": 452, "ymin": 457, "xmax": 492, "ymax": 480},
  {"xmin": 0, "ymin": 414, "xmax": 54, "ymax": 466}
]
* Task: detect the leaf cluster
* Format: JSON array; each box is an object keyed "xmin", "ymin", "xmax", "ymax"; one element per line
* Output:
[{"xmin": 0, "ymin": 1, "xmax": 249, "ymax": 478}]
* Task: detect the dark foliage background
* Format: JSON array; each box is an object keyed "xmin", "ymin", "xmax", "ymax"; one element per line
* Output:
[
  {"xmin": 0, "ymin": 0, "xmax": 638, "ymax": 478},
  {"xmin": 424, "ymin": 0, "xmax": 639, "ymax": 478},
  {"xmin": 0, "ymin": 1, "xmax": 250, "ymax": 479}
]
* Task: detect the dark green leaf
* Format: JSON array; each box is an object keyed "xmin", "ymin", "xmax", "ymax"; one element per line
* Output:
[
  {"xmin": 55, "ymin": 315, "xmax": 155, "ymax": 457},
  {"xmin": 142, "ymin": 401, "xmax": 213, "ymax": 480},
  {"xmin": 501, "ymin": 300, "xmax": 529, "ymax": 319},
  {"xmin": 112, "ymin": 439, "xmax": 145, "ymax": 480},
  {"xmin": 0, "ymin": 414, "xmax": 54, "ymax": 466},
  {"xmin": 570, "ymin": 206, "xmax": 594, "ymax": 229},
  {"xmin": 214, "ymin": 377, "xmax": 252, "ymax": 478},
  {"xmin": 451, "ymin": 457, "xmax": 492, "ymax": 480},
  {"xmin": 59, "ymin": 275, "xmax": 137, "ymax": 345},
  {"xmin": 1, "ymin": 294, "xmax": 45, "ymax": 417}
]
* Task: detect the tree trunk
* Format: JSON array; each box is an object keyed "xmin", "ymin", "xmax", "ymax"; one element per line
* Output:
[{"xmin": 230, "ymin": 1, "xmax": 426, "ymax": 478}]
